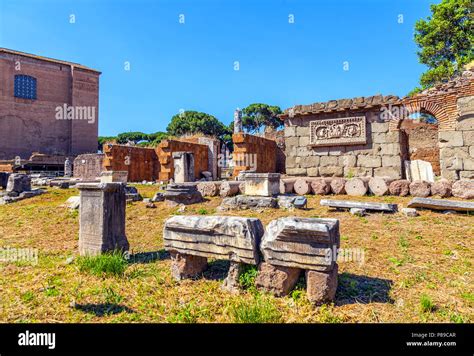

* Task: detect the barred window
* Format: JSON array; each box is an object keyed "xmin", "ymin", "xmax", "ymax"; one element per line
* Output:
[{"xmin": 14, "ymin": 75, "xmax": 37, "ymax": 100}]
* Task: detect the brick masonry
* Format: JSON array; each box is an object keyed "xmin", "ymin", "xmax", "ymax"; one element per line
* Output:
[
  {"xmin": 0, "ymin": 48, "xmax": 100, "ymax": 160},
  {"xmin": 232, "ymin": 133, "xmax": 277, "ymax": 177}
]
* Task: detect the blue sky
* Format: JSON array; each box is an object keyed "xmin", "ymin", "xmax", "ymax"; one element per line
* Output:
[{"xmin": 0, "ymin": 0, "xmax": 437, "ymax": 136}]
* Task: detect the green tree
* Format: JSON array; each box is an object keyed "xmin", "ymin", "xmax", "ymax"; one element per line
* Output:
[
  {"xmin": 166, "ymin": 110, "xmax": 230, "ymax": 138},
  {"xmin": 241, "ymin": 103, "xmax": 283, "ymax": 134},
  {"xmin": 413, "ymin": 0, "xmax": 473, "ymax": 89},
  {"xmin": 98, "ymin": 136, "xmax": 117, "ymax": 151},
  {"xmin": 147, "ymin": 131, "xmax": 169, "ymax": 146},
  {"xmin": 116, "ymin": 131, "xmax": 148, "ymax": 144}
]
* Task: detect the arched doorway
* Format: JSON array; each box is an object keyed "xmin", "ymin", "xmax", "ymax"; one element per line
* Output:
[{"xmin": 399, "ymin": 110, "xmax": 440, "ymax": 175}]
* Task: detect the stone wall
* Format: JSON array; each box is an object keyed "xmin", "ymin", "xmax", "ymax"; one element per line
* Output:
[
  {"xmin": 232, "ymin": 133, "xmax": 277, "ymax": 177},
  {"xmin": 284, "ymin": 109, "xmax": 403, "ymax": 179},
  {"xmin": 440, "ymin": 117, "xmax": 474, "ymax": 180},
  {"xmin": 156, "ymin": 139, "xmax": 209, "ymax": 181},
  {"xmin": 103, "ymin": 144, "xmax": 160, "ymax": 182},
  {"xmin": 73, "ymin": 153, "xmax": 104, "ymax": 181}
]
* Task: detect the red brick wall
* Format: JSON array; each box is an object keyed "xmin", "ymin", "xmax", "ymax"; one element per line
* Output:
[
  {"xmin": 0, "ymin": 51, "xmax": 99, "ymax": 160},
  {"xmin": 156, "ymin": 139, "xmax": 209, "ymax": 181},
  {"xmin": 232, "ymin": 133, "xmax": 277, "ymax": 176},
  {"xmin": 103, "ymin": 144, "xmax": 160, "ymax": 182}
]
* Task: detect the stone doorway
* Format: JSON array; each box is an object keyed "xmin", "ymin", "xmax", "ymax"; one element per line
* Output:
[{"xmin": 399, "ymin": 112, "xmax": 440, "ymax": 175}]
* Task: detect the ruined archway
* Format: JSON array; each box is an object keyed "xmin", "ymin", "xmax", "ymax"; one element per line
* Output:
[{"xmin": 399, "ymin": 110, "xmax": 440, "ymax": 175}]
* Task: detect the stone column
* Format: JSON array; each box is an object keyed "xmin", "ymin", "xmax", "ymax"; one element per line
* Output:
[
  {"xmin": 234, "ymin": 108, "xmax": 242, "ymax": 134},
  {"xmin": 77, "ymin": 182, "xmax": 129, "ymax": 256},
  {"xmin": 172, "ymin": 152, "xmax": 195, "ymax": 183},
  {"xmin": 64, "ymin": 157, "xmax": 72, "ymax": 177}
]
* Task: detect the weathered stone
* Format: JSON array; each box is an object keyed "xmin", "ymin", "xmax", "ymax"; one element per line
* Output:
[
  {"xmin": 77, "ymin": 183, "xmax": 129, "ymax": 256},
  {"xmin": 357, "ymin": 155, "xmax": 381, "ymax": 168},
  {"xmin": 220, "ymin": 195, "xmax": 279, "ymax": 211},
  {"xmin": 6, "ymin": 174, "xmax": 31, "ymax": 193},
  {"xmin": 163, "ymin": 215, "xmax": 263, "ymax": 264},
  {"xmin": 19, "ymin": 189, "xmax": 44, "ymax": 199},
  {"xmin": 306, "ymin": 264, "xmax": 338, "ymax": 304},
  {"xmin": 244, "ymin": 173, "xmax": 280, "ymax": 197},
  {"xmin": 371, "ymin": 122, "xmax": 389, "ymax": 133},
  {"xmin": 464, "ymin": 158, "xmax": 474, "ymax": 170},
  {"xmin": 197, "ymin": 181, "xmax": 222, "ymax": 197},
  {"xmin": 441, "ymin": 168, "xmax": 459, "ymax": 181},
  {"xmin": 350, "ymin": 208, "xmax": 366, "ymax": 216},
  {"xmin": 330, "ymin": 177, "xmax": 346, "ymax": 195},
  {"xmin": 378, "ymin": 143, "xmax": 401, "ymax": 156},
  {"xmin": 401, "ymin": 208, "xmax": 419, "ymax": 217},
  {"xmin": 456, "ymin": 117, "xmax": 474, "ymax": 131},
  {"xmin": 294, "ymin": 178, "xmax": 312, "ymax": 195},
  {"xmin": 64, "ymin": 196, "xmax": 80, "ymax": 210},
  {"xmin": 220, "ymin": 181, "xmax": 241, "ymax": 197},
  {"xmin": 307, "ymin": 167, "xmax": 319, "ymax": 176},
  {"xmin": 452, "ymin": 180, "xmax": 474, "ymax": 199},
  {"xmin": 172, "ymin": 152, "xmax": 195, "ymax": 183},
  {"xmin": 255, "ymin": 262, "xmax": 301, "ymax": 297},
  {"xmin": 277, "ymin": 195, "xmax": 307, "ymax": 209},
  {"xmin": 170, "ymin": 251, "xmax": 208, "ymax": 281},
  {"xmin": 409, "ymin": 181, "xmax": 431, "ymax": 197},
  {"xmin": 374, "ymin": 167, "xmax": 402, "ymax": 179},
  {"xmin": 462, "ymin": 131, "xmax": 474, "ymax": 146},
  {"xmin": 260, "ymin": 217, "xmax": 340, "ymax": 271},
  {"xmin": 440, "ymin": 147, "xmax": 470, "ymax": 159},
  {"xmin": 344, "ymin": 167, "xmax": 373, "ymax": 177},
  {"xmin": 389, "ymin": 179, "xmax": 410, "ymax": 196},
  {"xmin": 345, "ymin": 178, "xmax": 368, "ymax": 196},
  {"xmin": 405, "ymin": 160, "xmax": 435, "ymax": 182},
  {"xmin": 301, "ymin": 156, "xmax": 320, "ymax": 168},
  {"xmin": 328, "ymin": 147, "xmax": 345, "ymax": 156},
  {"xmin": 318, "ymin": 166, "xmax": 344, "ymax": 177},
  {"xmin": 284, "ymin": 126, "xmax": 297, "ymax": 137},
  {"xmin": 99, "ymin": 170, "xmax": 128, "ymax": 183},
  {"xmin": 431, "ymin": 179, "xmax": 452, "ymax": 198},
  {"xmin": 151, "ymin": 192, "xmax": 165, "ymax": 202},
  {"xmin": 164, "ymin": 183, "xmax": 203, "ymax": 205},
  {"xmin": 407, "ymin": 197, "xmax": 474, "ymax": 212},
  {"xmin": 368, "ymin": 177, "xmax": 394, "ymax": 196},
  {"xmin": 310, "ymin": 178, "xmax": 331, "ymax": 195},
  {"xmin": 320, "ymin": 156, "xmax": 339, "ymax": 167},
  {"xmin": 372, "ymin": 132, "xmax": 387, "ymax": 144},
  {"xmin": 438, "ymin": 131, "xmax": 464, "ymax": 148},
  {"xmin": 460, "ymin": 171, "xmax": 474, "ymax": 179},
  {"xmin": 299, "ymin": 136, "xmax": 310, "ymax": 146},
  {"xmin": 286, "ymin": 168, "xmax": 307, "ymax": 176},
  {"xmin": 339, "ymin": 155, "xmax": 357, "ymax": 168},
  {"xmin": 296, "ymin": 126, "xmax": 309, "ymax": 136},
  {"xmin": 382, "ymin": 155, "xmax": 401, "ymax": 167},
  {"xmin": 221, "ymin": 261, "xmax": 244, "ymax": 293},
  {"xmin": 443, "ymin": 156, "xmax": 463, "ymax": 171},
  {"xmin": 320, "ymin": 199, "xmax": 398, "ymax": 212}
]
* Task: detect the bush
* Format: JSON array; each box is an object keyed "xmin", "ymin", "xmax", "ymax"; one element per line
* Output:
[{"xmin": 77, "ymin": 251, "xmax": 128, "ymax": 277}]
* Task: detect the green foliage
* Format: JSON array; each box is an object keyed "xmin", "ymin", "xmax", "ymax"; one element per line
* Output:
[
  {"xmin": 98, "ymin": 136, "xmax": 117, "ymax": 151},
  {"xmin": 420, "ymin": 294, "xmax": 436, "ymax": 313},
  {"xmin": 414, "ymin": 0, "xmax": 473, "ymax": 89},
  {"xmin": 103, "ymin": 287, "xmax": 123, "ymax": 305},
  {"xmin": 241, "ymin": 103, "xmax": 283, "ymax": 134},
  {"xmin": 77, "ymin": 251, "xmax": 128, "ymax": 277},
  {"xmin": 228, "ymin": 295, "xmax": 282, "ymax": 323},
  {"xmin": 197, "ymin": 208, "xmax": 209, "ymax": 215},
  {"xmin": 117, "ymin": 131, "xmax": 149, "ymax": 144},
  {"xmin": 238, "ymin": 264, "xmax": 258, "ymax": 291},
  {"xmin": 167, "ymin": 111, "xmax": 231, "ymax": 139},
  {"xmin": 21, "ymin": 291, "xmax": 35, "ymax": 303},
  {"xmin": 167, "ymin": 302, "xmax": 208, "ymax": 323},
  {"xmin": 147, "ymin": 131, "xmax": 169, "ymax": 146}
]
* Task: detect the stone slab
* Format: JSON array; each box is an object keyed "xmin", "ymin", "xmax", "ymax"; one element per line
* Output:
[
  {"xmin": 244, "ymin": 173, "xmax": 280, "ymax": 197},
  {"xmin": 320, "ymin": 199, "xmax": 398, "ymax": 212},
  {"xmin": 407, "ymin": 197, "xmax": 474, "ymax": 212},
  {"xmin": 163, "ymin": 215, "xmax": 264, "ymax": 265},
  {"xmin": 260, "ymin": 217, "xmax": 340, "ymax": 271}
]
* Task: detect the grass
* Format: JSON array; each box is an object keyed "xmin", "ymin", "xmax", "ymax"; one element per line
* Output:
[
  {"xmin": 0, "ymin": 185, "xmax": 472, "ymax": 323},
  {"xmin": 228, "ymin": 295, "xmax": 282, "ymax": 323},
  {"xmin": 76, "ymin": 251, "xmax": 128, "ymax": 277},
  {"xmin": 420, "ymin": 294, "xmax": 436, "ymax": 313},
  {"xmin": 238, "ymin": 264, "xmax": 258, "ymax": 291}
]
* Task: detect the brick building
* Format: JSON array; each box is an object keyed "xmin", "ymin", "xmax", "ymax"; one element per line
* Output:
[{"xmin": 0, "ymin": 48, "xmax": 101, "ymax": 160}]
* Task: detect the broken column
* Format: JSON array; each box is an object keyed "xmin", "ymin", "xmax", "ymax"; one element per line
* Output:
[
  {"xmin": 64, "ymin": 157, "xmax": 72, "ymax": 178},
  {"xmin": 6, "ymin": 173, "xmax": 31, "ymax": 194},
  {"xmin": 77, "ymin": 183, "xmax": 129, "ymax": 256},
  {"xmin": 173, "ymin": 152, "xmax": 195, "ymax": 183},
  {"xmin": 163, "ymin": 215, "xmax": 264, "ymax": 291},
  {"xmin": 259, "ymin": 217, "xmax": 340, "ymax": 303}
]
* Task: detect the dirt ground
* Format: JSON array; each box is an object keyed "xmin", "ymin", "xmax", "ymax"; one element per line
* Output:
[{"xmin": 0, "ymin": 185, "xmax": 472, "ymax": 323}]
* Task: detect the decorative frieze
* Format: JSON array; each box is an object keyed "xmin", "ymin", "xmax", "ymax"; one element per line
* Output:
[{"xmin": 309, "ymin": 116, "xmax": 367, "ymax": 146}]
